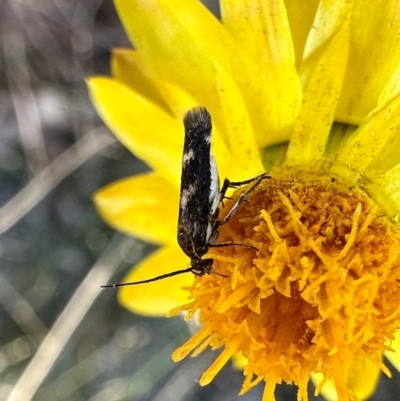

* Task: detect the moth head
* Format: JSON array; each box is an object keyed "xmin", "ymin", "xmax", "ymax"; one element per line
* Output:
[{"xmin": 191, "ymin": 258, "xmax": 213, "ymax": 276}]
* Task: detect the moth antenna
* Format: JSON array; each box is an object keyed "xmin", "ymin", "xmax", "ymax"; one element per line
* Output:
[{"xmin": 101, "ymin": 267, "xmax": 193, "ymax": 288}]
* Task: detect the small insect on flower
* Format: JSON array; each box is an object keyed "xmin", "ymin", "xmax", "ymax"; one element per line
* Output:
[{"xmin": 102, "ymin": 107, "xmax": 269, "ymax": 288}]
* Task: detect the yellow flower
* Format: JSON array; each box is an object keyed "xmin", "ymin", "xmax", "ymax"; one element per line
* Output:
[{"xmin": 87, "ymin": 1, "xmax": 400, "ymax": 400}]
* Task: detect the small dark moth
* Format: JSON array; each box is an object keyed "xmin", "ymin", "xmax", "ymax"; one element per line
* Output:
[{"xmin": 102, "ymin": 107, "xmax": 269, "ymax": 288}]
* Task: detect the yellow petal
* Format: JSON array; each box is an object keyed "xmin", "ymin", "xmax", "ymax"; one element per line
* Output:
[
  {"xmin": 87, "ymin": 77, "xmax": 182, "ymax": 188},
  {"xmin": 111, "ymin": 49, "xmax": 169, "ymax": 110},
  {"xmin": 345, "ymin": 360, "xmax": 381, "ymax": 400},
  {"xmin": 221, "ymin": 0, "xmax": 302, "ymax": 145},
  {"xmin": 378, "ymin": 62, "xmax": 400, "ymax": 107},
  {"xmin": 93, "ymin": 173, "xmax": 178, "ymax": 246},
  {"xmin": 112, "ymin": 49, "xmax": 222, "ymax": 134},
  {"xmin": 286, "ymin": 18, "xmax": 350, "ymax": 165},
  {"xmin": 115, "ymin": 0, "xmax": 297, "ymax": 146},
  {"xmin": 370, "ymin": 164, "xmax": 400, "ymax": 219},
  {"xmin": 212, "ymin": 60, "xmax": 264, "ymax": 179},
  {"xmin": 301, "ymin": 0, "xmax": 352, "ymax": 65},
  {"xmin": 118, "ymin": 246, "xmax": 193, "ymax": 317},
  {"xmin": 385, "ymin": 327, "xmax": 400, "ymax": 372},
  {"xmin": 336, "ymin": 0, "xmax": 400, "ymax": 123},
  {"xmin": 283, "ymin": 0, "xmax": 320, "ymax": 67},
  {"xmin": 114, "ymin": 0, "xmax": 232, "ymax": 142},
  {"xmin": 312, "ymin": 358, "xmax": 381, "ymax": 401},
  {"xmin": 334, "ymin": 93, "xmax": 400, "ymax": 173},
  {"xmin": 231, "ymin": 352, "xmax": 248, "ymax": 370},
  {"xmin": 112, "ymin": 49, "xmax": 219, "ymax": 128}
]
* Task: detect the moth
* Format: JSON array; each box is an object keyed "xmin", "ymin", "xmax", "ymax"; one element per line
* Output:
[{"xmin": 102, "ymin": 107, "xmax": 269, "ymax": 288}]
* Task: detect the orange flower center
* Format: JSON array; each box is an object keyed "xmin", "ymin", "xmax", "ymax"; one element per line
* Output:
[{"xmin": 170, "ymin": 176, "xmax": 400, "ymax": 401}]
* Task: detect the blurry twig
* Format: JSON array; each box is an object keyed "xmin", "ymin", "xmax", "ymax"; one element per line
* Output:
[
  {"xmin": 0, "ymin": 128, "xmax": 116, "ymax": 235},
  {"xmin": 4, "ymin": 9, "xmax": 48, "ymax": 175},
  {"xmin": 0, "ymin": 272, "xmax": 48, "ymax": 342},
  {"xmin": 150, "ymin": 352, "xmax": 214, "ymax": 401},
  {"xmin": 5, "ymin": 233, "xmax": 136, "ymax": 401}
]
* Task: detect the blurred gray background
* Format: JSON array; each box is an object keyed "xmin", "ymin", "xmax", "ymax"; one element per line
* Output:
[{"xmin": 0, "ymin": 1, "xmax": 398, "ymax": 400}]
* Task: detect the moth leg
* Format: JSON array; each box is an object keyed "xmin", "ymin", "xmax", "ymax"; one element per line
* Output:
[
  {"xmin": 219, "ymin": 173, "xmax": 270, "ymax": 205},
  {"xmin": 227, "ymin": 172, "xmax": 270, "ymax": 188},
  {"xmin": 210, "ymin": 241, "xmax": 259, "ymax": 251},
  {"xmin": 219, "ymin": 178, "xmax": 232, "ymax": 205},
  {"xmin": 220, "ymin": 192, "xmax": 247, "ymax": 224},
  {"xmin": 218, "ymin": 173, "xmax": 269, "ymax": 227}
]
